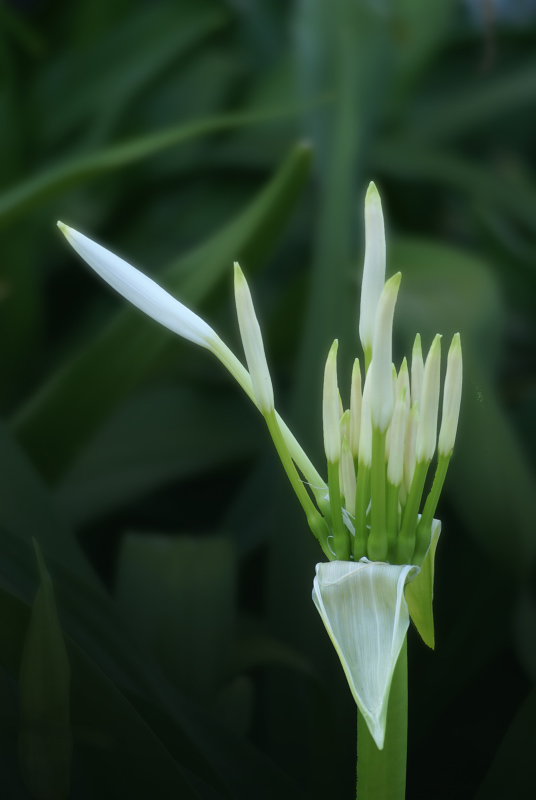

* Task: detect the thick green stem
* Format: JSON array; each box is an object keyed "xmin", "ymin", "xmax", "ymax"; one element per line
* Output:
[{"xmin": 356, "ymin": 638, "xmax": 408, "ymax": 800}]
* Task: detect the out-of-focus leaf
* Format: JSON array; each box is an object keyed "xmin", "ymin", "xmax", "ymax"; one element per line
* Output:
[
  {"xmin": 393, "ymin": 238, "xmax": 536, "ymax": 572},
  {"xmin": 12, "ymin": 143, "xmax": 312, "ymax": 481},
  {"xmin": 0, "ymin": 419, "xmax": 96, "ymax": 586},
  {"xmin": 33, "ymin": 1, "xmax": 228, "ymax": 146},
  {"xmin": 292, "ymin": 0, "xmax": 390, "ymax": 448},
  {"xmin": 473, "ymin": 688, "xmax": 536, "ymax": 800},
  {"xmin": 0, "ymin": 108, "xmax": 305, "ymax": 229},
  {"xmin": 231, "ymin": 634, "xmax": 319, "ymax": 682},
  {"xmin": 404, "ymin": 60, "xmax": 536, "ymax": 143},
  {"xmin": 55, "ymin": 385, "xmax": 260, "ymax": 527},
  {"xmin": 391, "ymin": 0, "xmax": 454, "ymax": 108},
  {"xmin": 18, "ymin": 541, "xmax": 72, "ymax": 800},
  {"xmin": 0, "ymin": 582, "xmax": 209, "ymax": 800},
  {"xmin": 116, "ymin": 534, "xmax": 235, "ymax": 702},
  {"xmin": 0, "ymin": 525, "xmax": 309, "ymax": 799},
  {"xmin": 125, "ymin": 691, "xmax": 311, "ymax": 800},
  {"xmin": 373, "ymin": 141, "xmax": 536, "ymax": 239}
]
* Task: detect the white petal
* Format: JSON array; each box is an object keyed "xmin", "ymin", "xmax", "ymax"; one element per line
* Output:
[
  {"xmin": 58, "ymin": 223, "xmax": 217, "ymax": 349},
  {"xmin": 312, "ymin": 559, "xmax": 418, "ymax": 749}
]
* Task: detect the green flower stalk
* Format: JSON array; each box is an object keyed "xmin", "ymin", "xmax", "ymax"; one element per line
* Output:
[{"xmin": 58, "ymin": 182, "xmax": 462, "ymax": 798}]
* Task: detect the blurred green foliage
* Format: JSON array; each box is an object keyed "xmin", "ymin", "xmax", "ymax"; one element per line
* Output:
[{"xmin": 1, "ymin": 0, "xmax": 536, "ymax": 797}]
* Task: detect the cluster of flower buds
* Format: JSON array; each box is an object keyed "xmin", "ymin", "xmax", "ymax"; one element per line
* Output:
[
  {"xmin": 321, "ymin": 184, "xmax": 462, "ymax": 569},
  {"xmin": 58, "ymin": 182, "xmax": 462, "ymax": 749}
]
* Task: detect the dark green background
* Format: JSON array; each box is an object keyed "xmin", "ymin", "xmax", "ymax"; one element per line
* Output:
[{"xmin": 1, "ymin": 1, "xmax": 535, "ymax": 797}]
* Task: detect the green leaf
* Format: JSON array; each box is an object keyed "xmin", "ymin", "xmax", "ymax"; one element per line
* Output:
[
  {"xmin": 0, "ymin": 109, "xmax": 305, "ymax": 230},
  {"xmin": 0, "ymin": 582, "xmax": 207, "ymax": 800},
  {"xmin": 292, "ymin": 0, "xmax": 390, "ymax": 450},
  {"xmin": 55, "ymin": 385, "xmax": 261, "ymax": 527},
  {"xmin": 12, "ymin": 143, "xmax": 312, "ymax": 481},
  {"xmin": 33, "ymin": 1, "xmax": 228, "ymax": 146},
  {"xmin": 392, "ymin": 238, "xmax": 536, "ymax": 572},
  {"xmin": 403, "ymin": 60, "xmax": 536, "ymax": 143},
  {"xmin": 18, "ymin": 541, "xmax": 72, "ymax": 800},
  {"xmin": 373, "ymin": 142, "xmax": 536, "ymax": 241},
  {"xmin": 473, "ymin": 688, "xmax": 536, "ymax": 800},
  {"xmin": 0, "ymin": 419, "xmax": 97, "ymax": 587},
  {"xmin": 116, "ymin": 534, "xmax": 235, "ymax": 702}
]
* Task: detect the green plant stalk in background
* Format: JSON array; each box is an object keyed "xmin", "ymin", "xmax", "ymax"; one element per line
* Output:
[{"xmin": 57, "ymin": 182, "xmax": 462, "ymax": 798}]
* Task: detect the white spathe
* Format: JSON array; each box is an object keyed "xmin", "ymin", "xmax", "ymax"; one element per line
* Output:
[
  {"xmin": 312, "ymin": 559, "xmax": 418, "ymax": 749},
  {"xmin": 58, "ymin": 223, "xmax": 217, "ymax": 349}
]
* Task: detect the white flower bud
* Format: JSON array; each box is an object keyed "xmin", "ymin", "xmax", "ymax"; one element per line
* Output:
[
  {"xmin": 416, "ymin": 335, "xmax": 441, "ymax": 463},
  {"xmin": 411, "ymin": 333, "xmax": 423, "ymax": 406},
  {"xmin": 323, "ymin": 340, "xmax": 341, "ymax": 464},
  {"xmin": 359, "ymin": 183, "xmax": 386, "ymax": 355},
  {"xmin": 234, "ymin": 263, "xmax": 274, "ymax": 415},
  {"xmin": 57, "ymin": 223, "xmax": 217, "ymax": 349},
  {"xmin": 387, "ymin": 389, "xmax": 407, "ymax": 487},
  {"xmin": 349, "ymin": 359, "xmax": 362, "ymax": 459},
  {"xmin": 438, "ymin": 333, "xmax": 463, "ymax": 456},
  {"xmin": 397, "ymin": 357, "xmax": 410, "ymax": 421},
  {"xmin": 369, "ymin": 273, "xmax": 401, "ymax": 431}
]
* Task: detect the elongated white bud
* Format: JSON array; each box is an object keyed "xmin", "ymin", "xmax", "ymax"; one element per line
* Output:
[
  {"xmin": 349, "ymin": 359, "xmax": 362, "ymax": 459},
  {"xmin": 358, "ymin": 368, "xmax": 373, "ymax": 467},
  {"xmin": 359, "ymin": 183, "xmax": 386, "ymax": 355},
  {"xmin": 397, "ymin": 357, "xmax": 410, "ymax": 421},
  {"xmin": 411, "ymin": 333, "xmax": 423, "ymax": 406},
  {"xmin": 323, "ymin": 340, "xmax": 341, "ymax": 463},
  {"xmin": 438, "ymin": 333, "xmax": 463, "ymax": 456},
  {"xmin": 387, "ymin": 389, "xmax": 407, "ymax": 487},
  {"xmin": 416, "ymin": 335, "xmax": 441, "ymax": 463},
  {"xmin": 57, "ymin": 223, "xmax": 217, "ymax": 349},
  {"xmin": 370, "ymin": 273, "xmax": 401, "ymax": 431},
  {"xmin": 234, "ymin": 263, "xmax": 274, "ymax": 415},
  {"xmin": 385, "ymin": 363, "xmax": 399, "ymax": 462},
  {"xmin": 404, "ymin": 403, "xmax": 419, "ymax": 492}
]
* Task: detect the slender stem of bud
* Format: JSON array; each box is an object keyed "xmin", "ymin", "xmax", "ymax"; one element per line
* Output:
[
  {"xmin": 265, "ymin": 411, "xmax": 332, "ymax": 560},
  {"xmin": 356, "ymin": 637, "xmax": 408, "ymax": 800},
  {"xmin": 413, "ymin": 454, "xmax": 451, "ymax": 565},
  {"xmin": 396, "ymin": 460, "xmax": 429, "ymax": 564},
  {"xmin": 327, "ymin": 461, "xmax": 351, "ymax": 560},
  {"xmin": 368, "ymin": 428, "xmax": 388, "ymax": 561},
  {"xmin": 353, "ymin": 462, "xmax": 370, "ymax": 560}
]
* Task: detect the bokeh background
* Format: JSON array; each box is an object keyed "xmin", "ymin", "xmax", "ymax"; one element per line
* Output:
[{"xmin": 1, "ymin": 0, "xmax": 536, "ymax": 798}]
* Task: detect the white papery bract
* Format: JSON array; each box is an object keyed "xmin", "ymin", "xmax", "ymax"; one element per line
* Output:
[{"xmin": 313, "ymin": 560, "xmax": 418, "ymax": 749}]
